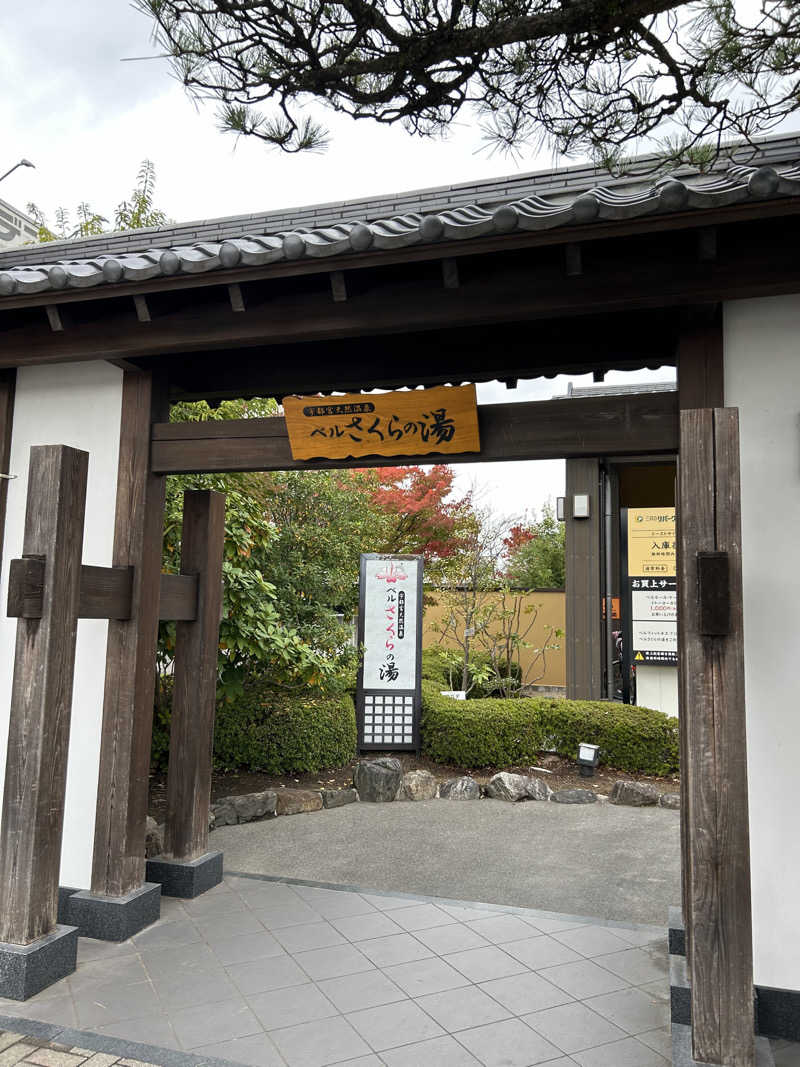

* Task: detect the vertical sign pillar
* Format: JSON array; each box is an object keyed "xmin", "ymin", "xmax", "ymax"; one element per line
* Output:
[
  {"xmin": 148, "ymin": 490, "xmax": 226, "ymax": 898},
  {"xmin": 0, "ymin": 445, "xmax": 88, "ymax": 998},
  {"xmin": 678, "ymin": 407, "xmax": 754, "ymax": 1066},
  {"xmin": 356, "ymin": 554, "xmax": 423, "ymax": 752}
]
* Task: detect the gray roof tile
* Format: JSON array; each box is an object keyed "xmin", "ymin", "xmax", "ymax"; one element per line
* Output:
[{"xmin": 1, "ymin": 133, "xmax": 798, "ymax": 299}]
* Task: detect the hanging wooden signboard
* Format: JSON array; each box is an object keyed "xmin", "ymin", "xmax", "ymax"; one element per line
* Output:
[
  {"xmin": 356, "ymin": 554, "xmax": 424, "ymax": 753},
  {"xmin": 283, "ymin": 384, "xmax": 480, "ymax": 461}
]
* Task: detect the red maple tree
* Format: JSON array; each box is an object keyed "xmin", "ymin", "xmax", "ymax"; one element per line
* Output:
[{"xmin": 369, "ymin": 465, "xmax": 472, "ymax": 562}]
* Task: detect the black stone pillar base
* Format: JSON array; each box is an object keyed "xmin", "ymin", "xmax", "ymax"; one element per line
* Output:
[
  {"xmin": 66, "ymin": 882, "xmax": 161, "ymax": 941},
  {"xmin": 0, "ymin": 925, "xmax": 78, "ymax": 1000},
  {"xmin": 146, "ymin": 850, "xmax": 223, "ymax": 899}
]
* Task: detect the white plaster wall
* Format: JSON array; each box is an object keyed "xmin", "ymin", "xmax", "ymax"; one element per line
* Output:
[
  {"xmin": 0, "ymin": 362, "xmax": 122, "ymax": 889},
  {"xmin": 635, "ymin": 665, "xmax": 678, "ymax": 718},
  {"xmin": 724, "ymin": 295, "xmax": 800, "ymax": 992}
]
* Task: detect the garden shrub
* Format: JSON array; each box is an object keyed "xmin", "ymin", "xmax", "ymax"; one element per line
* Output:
[
  {"xmin": 421, "ymin": 647, "xmax": 522, "ymax": 698},
  {"xmin": 152, "ymin": 677, "xmax": 357, "ymax": 775},
  {"xmin": 420, "ymin": 681, "xmax": 679, "ymax": 776}
]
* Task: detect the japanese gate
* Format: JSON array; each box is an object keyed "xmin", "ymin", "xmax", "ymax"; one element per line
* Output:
[{"xmin": 2, "ymin": 133, "xmax": 800, "ymax": 1063}]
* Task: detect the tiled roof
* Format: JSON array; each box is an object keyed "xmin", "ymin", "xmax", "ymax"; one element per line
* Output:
[{"xmin": 1, "ymin": 133, "xmax": 799, "ymax": 299}]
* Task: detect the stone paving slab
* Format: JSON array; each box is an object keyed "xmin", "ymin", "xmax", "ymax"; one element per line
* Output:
[{"xmin": 0, "ymin": 876, "xmax": 796, "ymax": 1066}]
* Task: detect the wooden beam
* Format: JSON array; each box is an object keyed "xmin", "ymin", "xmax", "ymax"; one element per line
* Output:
[
  {"xmin": 44, "ymin": 305, "xmax": 64, "ymax": 333},
  {"xmin": 329, "ymin": 271, "xmax": 347, "ymax": 303},
  {"xmin": 158, "ymin": 573, "xmax": 198, "ymax": 621},
  {"xmin": 91, "ymin": 370, "xmax": 168, "ymax": 898},
  {"xmin": 2, "ymin": 228, "xmax": 800, "ymax": 368},
  {"xmin": 441, "ymin": 258, "xmax": 459, "ymax": 289},
  {"xmin": 0, "ymin": 369, "xmax": 15, "ymax": 582},
  {"xmin": 228, "ymin": 284, "xmax": 245, "ymax": 313},
  {"xmin": 165, "ymin": 490, "xmax": 225, "ymax": 862},
  {"xmin": 133, "ymin": 295, "xmax": 151, "ymax": 324},
  {"xmin": 564, "ymin": 243, "xmax": 583, "ymax": 277},
  {"xmin": 678, "ymin": 408, "xmax": 754, "ymax": 1066},
  {"xmin": 151, "ymin": 391, "xmax": 679, "ymax": 475},
  {"xmin": 0, "ymin": 445, "xmax": 88, "ymax": 944},
  {"xmin": 677, "ymin": 312, "xmax": 724, "ymax": 409}
]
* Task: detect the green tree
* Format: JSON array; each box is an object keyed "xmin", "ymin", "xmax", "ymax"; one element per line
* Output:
[
  {"xmin": 27, "ymin": 159, "xmax": 169, "ymax": 243},
  {"xmin": 138, "ymin": 0, "xmax": 800, "ymax": 165},
  {"xmin": 160, "ymin": 398, "xmax": 388, "ymax": 703},
  {"xmin": 504, "ymin": 503, "xmax": 566, "ymax": 590}
]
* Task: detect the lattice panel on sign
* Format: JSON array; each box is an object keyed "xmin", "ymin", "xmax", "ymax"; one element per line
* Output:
[{"xmin": 362, "ymin": 694, "xmax": 414, "ymax": 745}]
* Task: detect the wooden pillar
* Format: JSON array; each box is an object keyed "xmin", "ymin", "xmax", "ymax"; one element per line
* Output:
[
  {"xmin": 565, "ymin": 458, "xmax": 602, "ymax": 699},
  {"xmin": 0, "ymin": 445, "xmax": 88, "ymax": 944},
  {"xmin": 675, "ymin": 309, "xmax": 725, "ymax": 948},
  {"xmin": 678, "ymin": 408, "xmax": 754, "ymax": 1067},
  {"xmin": 0, "ymin": 370, "xmax": 15, "ymax": 576},
  {"xmin": 164, "ymin": 490, "xmax": 225, "ymax": 861},
  {"xmin": 91, "ymin": 370, "xmax": 168, "ymax": 897}
]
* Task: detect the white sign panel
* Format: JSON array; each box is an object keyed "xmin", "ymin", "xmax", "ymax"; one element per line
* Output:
[
  {"xmin": 358, "ymin": 554, "xmax": 423, "ymax": 750},
  {"xmin": 362, "ymin": 556, "xmax": 420, "ymax": 689}
]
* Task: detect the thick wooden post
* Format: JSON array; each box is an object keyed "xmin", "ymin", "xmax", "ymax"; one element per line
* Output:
[
  {"xmin": 0, "ymin": 445, "xmax": 88, "ymax": 944},
  {"xmin": 164, "ymin": 490, "xmax": 225, "ymax": 861},
  {"xmin": 565, "ymin": 458, "xmax": 602, "ymax": 699},
  {"xmin": 91, "ymin": 370, "xmax": 167, "ymax": 897},
  {"xmin": 678, "ymin": 407, "xmax": 754, "ymax": 1067},
  {"xmin": 0, "ymin": 370, "xmax": 15, "ymax": 577}
]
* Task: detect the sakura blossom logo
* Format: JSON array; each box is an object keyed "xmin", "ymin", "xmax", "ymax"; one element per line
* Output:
[{"xmin": 375, "ymin": 561, "xmax": 408, "ymax": 584}]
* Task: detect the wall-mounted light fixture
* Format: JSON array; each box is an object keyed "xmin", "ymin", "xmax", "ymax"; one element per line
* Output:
[
  {"xmin": 556, "ymin": 497, "xmax": 566, "ymax": 521},
  {"xmin": 577, "ymin": 742, "xmax": 600, "ymax": 777},
  {"xmin": 572, "ymin": 494, "xmax": 591, "ymax": 519}
]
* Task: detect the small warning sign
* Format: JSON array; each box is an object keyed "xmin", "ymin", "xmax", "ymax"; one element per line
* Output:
[{"xmin": 635, "ymin": 652, "xmax": 644, "ymax": 662}]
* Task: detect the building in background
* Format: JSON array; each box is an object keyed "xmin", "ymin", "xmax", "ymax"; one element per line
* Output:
[{"xmin": 0, "ymin": 198, "xmax": 37, "ymax": 251}]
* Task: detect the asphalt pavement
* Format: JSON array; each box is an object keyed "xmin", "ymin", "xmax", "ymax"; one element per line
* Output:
[{"xmin": 214, "ymin": 797, "xmax": 681, "ymax": 926}]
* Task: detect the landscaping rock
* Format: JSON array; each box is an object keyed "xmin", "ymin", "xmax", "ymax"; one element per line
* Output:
[
  {"xmin": 208, "ymin": 809, "xmax": 216, "ymax": 831},
  {"xmin": 276, "ymin": 788, "xmax": 323, "ymax": 815},
  {"xmin": 439, "ymin": 776, "xmax": 480, "ymax": 800},
  {"xmin": 232, "ymin": 790, "xmax": 278, "ymax": 822},
  {"xmin": 610, "ymin": 780, "xmax": 661, "ymax": 807},
  {"xmin": 354, "ymin": 757, "xmax": 403, "ymax": 802},
  {"xmin": 399, "ymin": 770, "xmax": 438, "ymax": 801},
  {"xmin": 551, "ymin": 788, "xmax": 597, "ymax": 804},
  {"xmin": 210, "ymin": 799, "xmax": 237, "ymax": 827},
  {"xmin": 486, "ymin": 772, "xmax": 552, "ymax": 802},
  {"xmin": 145, "ymin": 816, "xmax": 164, "ymax": 858},
  {"xmin": 486, "ymin": 772, "xmax": 529, "ymax": 801},
  {"xmin": 525, "ymin": 776, "xmax": 553, "ymax": 801},
  {"xmin": 323, "ymin": 788, "xmax": 358, "ymax": 809},
  {"xmin": 659, "ymin": 792, "xmax": 681, "ymax": 809}
]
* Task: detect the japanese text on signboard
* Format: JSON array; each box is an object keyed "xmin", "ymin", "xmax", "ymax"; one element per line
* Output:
[{"xmin": 284, "ymin": 385, "xmax": 480, "ymax": 461}]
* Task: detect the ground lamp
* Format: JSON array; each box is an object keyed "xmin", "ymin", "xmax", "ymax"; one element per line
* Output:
[{"xmin": 577, "ymin": 743, "xmax": 600, "ymax": 777}]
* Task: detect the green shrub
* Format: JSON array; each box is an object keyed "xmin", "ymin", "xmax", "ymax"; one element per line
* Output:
[
  {"xmin": 152, "ymin": 677, "xmax": 357, "ymax": 775},
  {"xmin": 420, "ymin": 681, "xmax": 679, "ymax": 776},
  {"xmin": 421, "ymin": 647, "xmax": 522, "ymax": 699}
]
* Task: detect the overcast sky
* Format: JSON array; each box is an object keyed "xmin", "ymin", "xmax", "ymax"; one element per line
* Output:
[{"xmin": 0, "ymin": 0, "xmax": 675, "ymax": 522}]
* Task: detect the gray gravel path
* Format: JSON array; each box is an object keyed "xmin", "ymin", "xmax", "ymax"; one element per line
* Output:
[{"xmin": 213, "ymin": 797, "xmax": 681, "ymax": 925}]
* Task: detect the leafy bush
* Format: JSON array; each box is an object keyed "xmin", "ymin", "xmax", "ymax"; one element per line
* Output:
[
  {"xmin": 152, "ymin": 676, "xmax": 357, "ymax": 775},
  {"xmin": 421, "ymin": 647, "xmax": 521, "ymax": 698},
  {"xmin": 420, "ymin": 681, "xmax": 679, "ymax": 776}
]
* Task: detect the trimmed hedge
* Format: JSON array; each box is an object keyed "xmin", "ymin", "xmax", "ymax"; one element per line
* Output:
[
  {"xmin": 152, "ymin": 682, "xmax": 357, "ymax": 775},
  {"xmin": 420, "ymin": 680, "xmax": 679, "ymax": 776}
]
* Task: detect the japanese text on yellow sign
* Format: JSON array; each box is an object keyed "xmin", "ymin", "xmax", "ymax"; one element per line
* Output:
[
  {"xmin": 283, "ymin": 384, "xmax": 481, "ymax": 461},
  {"xmin": 627, "ymin": 508, "xmax": 676, "ymax": 577}
]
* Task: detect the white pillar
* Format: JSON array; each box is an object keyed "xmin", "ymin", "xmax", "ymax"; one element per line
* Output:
[
  {"xmin": 724, "ymin": 295, "xmax": 800, "ymax": 992},
  {"xmin": 0, "ymin": 362, "xmax": 123, "ymax": 889}
]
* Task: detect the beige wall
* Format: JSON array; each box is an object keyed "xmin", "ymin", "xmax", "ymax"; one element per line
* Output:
[{"xmin": 423, "ymin": 591, "xmax": 566, "ymax": 688}]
